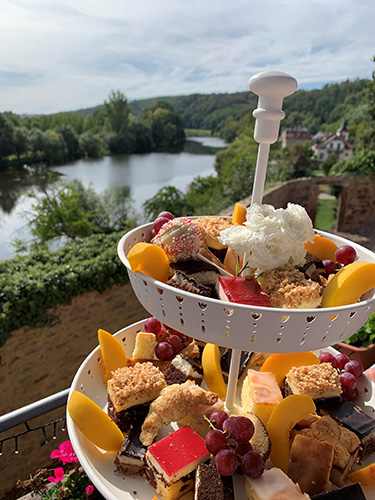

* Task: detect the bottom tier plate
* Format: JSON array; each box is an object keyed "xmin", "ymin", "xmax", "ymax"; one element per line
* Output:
[{"xmin": 66, "ymin": 319, "xmax": 375, "ymax": 500}]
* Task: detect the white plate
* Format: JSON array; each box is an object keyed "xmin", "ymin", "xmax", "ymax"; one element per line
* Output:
[{"xmin": 67, "ymin": 320, "xmax": 375, "ymax": 500}]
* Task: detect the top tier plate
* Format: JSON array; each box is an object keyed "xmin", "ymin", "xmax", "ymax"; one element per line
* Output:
[{"xmin": 118, "ymin": 220, "xmax": 375, "ymax": 353}]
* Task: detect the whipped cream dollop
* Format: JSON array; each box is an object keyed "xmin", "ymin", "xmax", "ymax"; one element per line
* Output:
[{"xmin": 218, "ymin": 203, "xmax": 314, "ymax": 274}]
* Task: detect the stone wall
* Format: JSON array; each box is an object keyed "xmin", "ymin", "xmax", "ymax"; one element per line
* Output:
[
  {"xmin": 0, "ymin": 283, "xmax": 147, "ymax": 499},
  {"xmin": 221, "ymin": 175, "xmax": 375, "ymax": 233}
]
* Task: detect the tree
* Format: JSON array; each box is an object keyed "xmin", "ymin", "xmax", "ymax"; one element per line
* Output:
[
  {"xmin": 278, "ymin": 142, "xmax": 317, "ymax": 181},
  {"xmin": 59, "ymin": 125, "xmax": 80, "ymax": 161},
  {"xmin": 12, "ymin": 126, "xmax": 28, "ymax": 159},
  {"xmin": 142, "ymin": 186, "xmax": 187, "ymax": 220},
  {"xmin": 359, "ymin": 55, "xmax": 375, "ymax": 150},
  {"xmin": 0, "ymin": 113, "xmax": 14, "ymax": 160},
  {"xmin": 79, "ymin": 132, "xmax": 103, "ymax": 158},
  {"xmin": 22, "ymin": 179, "xmax": 136, "ymax": 249},
  {"xmin": 143, "ymin": 101, "xmax": 185, "ymax": 151},
  {"xmin": 103, "ymin": 89, "xmax": 130, "ymax": 134}
]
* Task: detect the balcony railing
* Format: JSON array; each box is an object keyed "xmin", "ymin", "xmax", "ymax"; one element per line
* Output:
[{"xmin": 0, "ymin": 389, "xmax": 69, "ymax": 454}]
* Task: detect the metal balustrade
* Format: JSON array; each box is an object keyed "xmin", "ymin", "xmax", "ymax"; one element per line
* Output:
[{"xmin": 0, "ymin": 389, "xmax": 69, "ymax": 454}]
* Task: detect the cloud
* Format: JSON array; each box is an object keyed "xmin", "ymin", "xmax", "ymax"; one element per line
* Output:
[{"xmin": 0, "ymin": 0, "xmax": 374, "ymax": 114}]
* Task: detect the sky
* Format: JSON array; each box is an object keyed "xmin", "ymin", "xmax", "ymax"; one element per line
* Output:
[{"xmin": 1, "ymin": 0, "xmax": 375, "ymax": 115}]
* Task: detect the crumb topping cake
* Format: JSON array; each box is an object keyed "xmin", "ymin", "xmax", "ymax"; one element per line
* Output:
[
  {"xmin": 107, "ymin": 362, "xmax": 167, "ymax": 412},
  {"xmin": 285, "ymin": 363, "xmax": 342, "ymax": 400}
]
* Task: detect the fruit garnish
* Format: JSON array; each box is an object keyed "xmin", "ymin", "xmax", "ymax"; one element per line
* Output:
[
  {"xmin": 266, "ymin": 394, "xmax": 316, "ymax": 472},
  {"xmin": 98, "ymin": 328, "xmax": 128, "ymax": 384},
  {"xmin": 305, "ymin": 234, "xmax": 338, "ymax": 261},
  {"xmin": 204, "ymin": 413, "xmax": 264, "ymax": 479},
  {"xmin": 232, "ymin": 202, "xmax": 247, "ymax": 225},
  {"xmin": 202, "ymin": 343, "xmax": 227, "ymax": 399},
  {"xmin": 321, "ymin": 261, "xmax": 375, "ymax": 308},
  {"xmin": 68, "ymin": 391, "xmax": 124, "ymax": 452},
  {"xmin": 260, "ymin": 351, "xmax": 319, "ymax": 386},
  {"xmin": 127, "ymin": 242, "xmax": 170, "ymax": 283},
  {"xmin": 335, "ymin": 244, "xmax": 357, "ymax": 265},
  {"xmin": 347, "ymin": 462, "xmax": 375, "ymax": 486}
]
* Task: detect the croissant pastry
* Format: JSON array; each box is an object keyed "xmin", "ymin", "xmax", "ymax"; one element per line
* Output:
[{"xmin": 140, "ymin": 382, "xmax": 218, "ymax": 446}]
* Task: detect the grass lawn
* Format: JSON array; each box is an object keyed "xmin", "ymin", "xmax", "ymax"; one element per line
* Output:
[{"xmin": 314, "ymin": 197, "xmax": 338, "ymax": 230}]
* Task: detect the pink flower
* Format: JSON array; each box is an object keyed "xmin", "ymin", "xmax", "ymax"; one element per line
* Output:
[
  {"xmin": 85, "ymin": 484, "xmax": 94, "ymax": 496},
  {"xmin": 48, "ymin": 467, "xmax": 64, "ymax": 483},
  {"xmin": 50, "ymin": 440, "xmax": 78, "ymax": 465}
]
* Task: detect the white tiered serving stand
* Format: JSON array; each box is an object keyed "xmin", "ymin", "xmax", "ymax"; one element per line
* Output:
[
  {"xmin": 67, "ymin": 71, "xmax": 375, "ymax": 500},
  {"xmin": 118, "ymin": 71, "xmax": 375, "ymax": 410}
]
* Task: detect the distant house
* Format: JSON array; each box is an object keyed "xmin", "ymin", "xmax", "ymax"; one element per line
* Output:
[
  {"xmin": 311, "ymin": 120, "xmax": 355, "ymax": 163},
  {"xmin": 280, "ymin": 127, "xmax": 312, "ymax": 148}
]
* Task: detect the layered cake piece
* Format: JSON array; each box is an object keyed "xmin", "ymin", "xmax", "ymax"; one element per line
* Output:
[
  {"xmin": 170, "ymin": 259, "xmax": 220, "ymax": 289},
  {"xmin": 107, "ymin": 362, "xmax": 167, "ymax": 432},
  {"xmin": 217, "ymin": 276, "xmax": 271, "ymax": 307},
  {"xmin": 316, "ymin": 396, "xmax": 375, "ymax": 458},
  {"xmin": 241, "ymin": 370, "xmax": 283, "ymax": 425},
  {"xmin": 165, "ymin": 354, "xmax": 203, "ymax": 386},
  {"xmin": 245, "ymin": 467, "xmax": 311, "ymax": 500},
  {"xmin": 194, "ymin": 463, "xmax": 225, "ymax": 500},
  {"xmin": 295, "ymin": 414, "xmax": 360, "ymax": 486},
  {"xmin": 145, "ymin": 425, "xmax": 210, "ymax": 500},
  {"xmin": 115, "ymin": 420, "xmax": 147, "ymax": 477},
  {"xmin": 220, "ymin": 348, "xmax": 254, "ymax": 384},
  {"xmin": 167, "ymin": 270, "xmax": 212, "ymax": 297},
  {"xmin": 240, "ymin": 411, "xmax": 271, "ymax": 461},
  {"xmin": 287, "ymin": 434, "xmax": 334, "ymax": 495},
  {"xmin": 258, "ymin": 264, "xmax": 323, "ymax": 309},
  {"xmin": 283, "ymin": 363, "xmax": 342, "ymax": 400}
]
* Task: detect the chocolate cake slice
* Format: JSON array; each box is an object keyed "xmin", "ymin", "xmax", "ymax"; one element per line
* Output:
[
  {"xmin": 165, "ymin": 354, "xmax": 203, "ymax": 386},
  {"xmin": 170, "ymin": 260, "xmax": 220, "ymax": 288},
  {"xmin": 115, "ymin": 420, "xmax": 147, "ymax": 477},
  {"xmin": 167, "ymin": 271, "xmax": 211, "ymax": 297},
  {"xmin": 220, "ymin": 348, "xmax": 253, "ymax": 383},
  {"xmin": 194, "ymin": 463, "xmax": 225, "ymax": 500},
  {"xmin": 316, "ymin": 396, "xmax": 375, "ymax": 458}
]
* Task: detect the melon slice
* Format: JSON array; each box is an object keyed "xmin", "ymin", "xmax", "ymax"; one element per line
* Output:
[
  {"xmin": 68, "ymin": 391, "xmax": 124, "ymax": 451},
  {"xmin": 202, "ymin": 343, "xmax": 227, "ymax": 399},
  {"xmin": 260, "ymin": 351, "xmax": 320, "ymax": 386},
  {"xmin": 98, "ymin": 329, "xmax": 128, "ymax": 384},
  {"xmin": 321, "ymin": 261, "xmax": 375, "ymax": 308}
]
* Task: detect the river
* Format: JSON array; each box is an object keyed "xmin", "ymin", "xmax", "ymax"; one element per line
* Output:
[{"xmin": 0, "ymin": 136, "xmax": 227, "ymax": 260}]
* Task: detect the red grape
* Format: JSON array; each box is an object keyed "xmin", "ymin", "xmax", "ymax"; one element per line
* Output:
[
  {"xmin": 342, "ymin": 385, "xmax": 359, "ymax": 402},
  {"xmin": 323, "ymin": 259, "xmax": 337, "ymax": 275},
  {"xmin": 163, "ymin": 325, "xmax": 189, "ymax": 340},
  {"xmin": 339, "ymin": 371, "xmax": 357, "ymax": 390},
  {"xmin": 209, "ymin": 410, "xmax": 229, "ymax": 430},
  {"xmin": 335, "ymin": 245, "xmax": 357, "ymax": 265},
  {"xmin": 223, "ymin": 416, "xmax": 254, "ymax": 443},
  {"xmin": 153, "ymin": 216, "xmax": 170, "ymax": 234},
  {"xmin": 156, "ymin": 325, "xmax": 168, "ymax": 342},
  {"xmin": 345, "ymin": 360, "xmax": 364, "ymax": 378},
  {"xmin": 155, "ymin": 341, "xmax": 174, "ymax": 361},
  {"xmin": 144, "ymin": 317, "xmax": 162, "ymax": 334},
  {"xmin": 157, "ymin": 211, "xmax": 174, "ymax": 221},
  {"xmin": 179, "ymin": 335, "xmax": 191, "ymax": 350},
  {"xmin": 166, "ymin": 334, "xmax": 181, "ymax": 354},
  {"xmin": 241, "ymin": 451, "xmax": 265, "ymax": 479},
  {"xmin": 319, "ymin": 352, "xmax": 337, "ymax": 368},
  {"xmin": 235, "ymin": 441, "xmax": 252, "ymax": 457},
  {"xmin": 335, "ymin": 353, "xmax": 350, "ymax": 370},
  {"xmin": 215, "ymin": 449, "xmax": 238, "ymax": 476},
  {"xmin": 205, "ymin": 429, "xmax": 228, "ymax": 455}
]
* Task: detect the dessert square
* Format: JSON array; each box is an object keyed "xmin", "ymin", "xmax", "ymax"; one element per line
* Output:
[
  {"xmin": 115, "ymin": 421, "xmax": 147, "ymax": 477},
  {"xmin": 241, "ymin": 370, "xmax": 283, "ymax": 425},
  {"xmin": 145, "ymin": 425, "xmax": 210, "ymax": 500},
  {"xmin": 245, "ymin": 467, "xmax": 310, "ymax": 500},
  {"xmin": 107, "ymin": 362, "xmax": 166, "ymax": 431},
  {"xmin": 285, "ymin": 362, "xmax": 342, "ymax": 400},
  {"xmin": 288, "ymin": 434, "xmax": 334, "ymax": 495}
]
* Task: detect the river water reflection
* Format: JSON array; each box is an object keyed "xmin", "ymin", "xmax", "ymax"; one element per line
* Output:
[{"xmin": 0, "ymin": 136, "xmax": 227, "ymax": 259}]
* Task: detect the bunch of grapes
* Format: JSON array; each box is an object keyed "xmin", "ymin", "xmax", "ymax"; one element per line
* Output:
[
  {"xmin": 150, "ymin": 211, "xmax": 175, "ymax": 242},
  {"xmin": 204, "ymin": 410, "xmax": 264, "ymax": 479},
  {"xmin": 143, "ymin": 316, "xmax": 190, "ymax": 361},
  {"xmin": 319, "ymin": 351, "xmax": 364, "ymax": 401},
  {"xmin": 322, "ymin": 244, "xmax": 357, "ymax": 276}
]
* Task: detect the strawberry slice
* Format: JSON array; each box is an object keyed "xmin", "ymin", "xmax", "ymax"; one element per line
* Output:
[{"xmin": 217, "ymin": 276, "xmax": 270, "ymax": 307}]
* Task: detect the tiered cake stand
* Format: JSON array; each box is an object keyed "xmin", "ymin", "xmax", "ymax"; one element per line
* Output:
[{"xmin": 117, "ymin": 71, "xmax": 375, "ymax": 409}]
